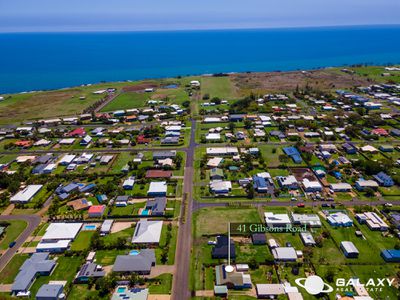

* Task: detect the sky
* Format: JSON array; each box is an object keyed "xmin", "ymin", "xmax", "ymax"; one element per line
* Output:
[{"xmin": 0, "ymin": 0, "xmax": 399, "ymax": 32}]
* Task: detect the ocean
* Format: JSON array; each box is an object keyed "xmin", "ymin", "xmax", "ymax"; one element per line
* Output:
[{"xmin": 1, "ymin": 25, "xmax": 400, "ymax": 94}]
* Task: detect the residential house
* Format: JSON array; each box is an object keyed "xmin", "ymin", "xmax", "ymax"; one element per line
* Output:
[
  {"xmin": 36, "ymin": 284, "xmax": 64, "ymax": 300},
  {"xmin": 340, "ymin": 241, "xmax": 359, "ymax": 258},
  {"xmin": 373, "ymin": 172, "xmax": 394, "ymax": 187},
  {"xmin": 11, "ymin": 253, "xmax": 56, "ymax": 295},
  {"xmin": 113, "ymin": 249, "xmax": 156, "ymax": 275},
  {"xmin": 215, "ymin": 265, "xmax": 251, "ymax": 289},
  {"xmin": 147, "ymin": 181, "xmax": 167, "ymax": 197},
  {"xmin": 355, "ymin": 179, "xmax": 379, "ymax": 191},
  {"xmin": 145, "ymin": 197, "xmax": 166, "ymax": 216},
  {"xmin": 326, "ymin": 212, "xmax": 353, "ymax": 227},
  {"xmin": 132, "ymin": 220, "xmax": 163, "ymax": 244},
  {"xmin": 210, "ymin": 180, "xmax": 232, "ymax": 195},
  {"xmin": 212, "ymin": 236, "xmax": 236, "ymax": 259},
  {"xmin": 88, "ymin": 205, "xmax": 106, "ymax": 218},
  {"xmin": 74, "ymin": 263, "xmax": 105, "ymax": 283}
]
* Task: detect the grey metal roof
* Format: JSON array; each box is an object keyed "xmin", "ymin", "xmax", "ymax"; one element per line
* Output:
[
  {"xmin": 113, "ymin": 249, "xmax": 155, "ymax": 273},
  {"xmin": 36, "ymin": 284, "xmax": 63, "ymax": 299},
  {"xmin": 146, "ymin": 197, "xmax": 166, "ymax": 215},
  {"xmin": 76, "ymin": 263, "xmax": 105, "ymax": 279},
  {"xmin": 12, "ymin": 253, "xmax": 56, "ymax": 292}
]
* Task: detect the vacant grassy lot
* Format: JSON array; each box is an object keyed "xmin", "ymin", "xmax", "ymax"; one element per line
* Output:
[
  {"xmin": 0, "ymin": 220, "xmax": 27, "ymax": 250},
  {"xmin": 0, "ymin": 86, "xmax": 106, "ymax": 124},
  {"xmin": 193, "ymin": 207, "xmax": 261, "ymax": 238},
  {"xmin": 148, "ymin": 273, "xmax": 173, "ymax": 294},
  {"xmin": 70, "ymin": 231, "xmax": 96, "ymax": 251},
  {"xmin": 350, "ymin": 65, "xmax": 400, "ymax": 83},
  {"xmin": 201, "ymin": 76, "xmax": 237, "ymax": 100},
  {"xmin": 100, "ymin": 92, "xmax": 150, "ymax": 111}
]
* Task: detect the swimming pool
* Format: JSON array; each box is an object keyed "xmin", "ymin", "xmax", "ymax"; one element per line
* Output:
[
  {"xmin": 117, "ymin": 286, "xmax": 127, "ymax": 293},
  {"xmin": 140, "ymin": 209, "xmax": 150, "ymax": 216},
  {"xmin": 84, "ymin": 225, "xmax": 96, "ymax": 230},
  {"xmin": 129, "ymin": 250, "xmax": 140, "ymax": 256}
]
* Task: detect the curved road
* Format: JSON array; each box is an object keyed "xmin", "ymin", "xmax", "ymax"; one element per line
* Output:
[{"xmin": 0, "ymin": 214, "xmax": 41, "ymax": 271}]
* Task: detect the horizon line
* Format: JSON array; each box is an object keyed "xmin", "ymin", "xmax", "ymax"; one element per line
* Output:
[{"xmin": 1, "ymin": 23, "xmax": 400, "ymax": 34}]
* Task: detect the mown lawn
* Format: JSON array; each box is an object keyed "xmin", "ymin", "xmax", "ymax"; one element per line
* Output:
[
  {"xmin": 0, "ymin": 220, "xmax": 27, "ymax": 250},
  {"xmin": 0, "ymin": 254, "xmax": 29, "ymax": 284},
  {"xmin": 148, "ymin": 273, "xmax": 173, "ymax": 294},
  {"xmin": 201, "ymin": 76, "xmax": 237, "ymax": 100},
  {"xmin": 193, "ymin": 207, "xmax": 261, "ymax": 238},
  {"xmin": 70, "ymin": 231, "xmax": 96, "ymax": 251}
]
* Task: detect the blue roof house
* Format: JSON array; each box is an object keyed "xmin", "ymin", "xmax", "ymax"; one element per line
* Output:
[
  {"xmin": 252, "ymin": 176, "xmax": 269, "ymax": 193},
  {"xmin": 283, "ymin": 147, "xmax": 302, "ymax": 164},
  {"xmin": 381, "ymin": 249, "xmax": 400, "ymax": 262},
  {"xmin": 373, "ymin": 172, "xmax": 394, "ymax": 187}
]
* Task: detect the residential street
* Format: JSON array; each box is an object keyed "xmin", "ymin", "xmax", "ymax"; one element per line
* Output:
[
  {"xmin": 0, "ymin": 214, "xmax": 41, "ymax": 272},
  {"xmin": 171, "ymin": 119, "xmax": 196, "ymax": 300}
]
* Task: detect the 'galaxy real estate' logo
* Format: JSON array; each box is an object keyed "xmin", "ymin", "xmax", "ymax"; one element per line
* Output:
[{"xmin": 295, "ymin": 275, "xmax": 396, "ymax": 295}]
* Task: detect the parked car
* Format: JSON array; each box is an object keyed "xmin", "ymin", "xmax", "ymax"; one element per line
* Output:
[{"xmin": 321, "ymin": 203, "xmax": 329, "ymax": 208}]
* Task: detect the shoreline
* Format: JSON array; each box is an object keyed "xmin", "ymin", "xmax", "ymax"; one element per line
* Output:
[{"xmin": 2, "ymin": 63, "xmax": 400, "ymax": 96}]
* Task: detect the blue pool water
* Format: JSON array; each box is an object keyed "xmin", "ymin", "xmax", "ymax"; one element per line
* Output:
[
  {"xmin": 129, "ymin": 250, "xmax": 140, "ymax": 256},
  {"xmin": 84, "ymin": 225, "xmax": 96, "ymax": 230},
  {"xmin": 1, "ymin": 25, "xmax": 400, "ymax": 93},
  {"xmin": 141, "ymin": 209, "xmax": 150, "ymax": 216},
  {"xmin": 117, "ymin": 287, "xmax": 126, "ymax": 293}
]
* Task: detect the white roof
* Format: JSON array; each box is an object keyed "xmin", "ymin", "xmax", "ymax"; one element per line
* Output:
[
  {"xmin": 132, "ymin": 220, "xmax": 163, "ymax": 244},
  {"xmin": 36, "ymin": 240, "xmax": 70, "ymax": 250},
  {"xmin": 278, "ymin": 176, "xmax": 298, "ymax": 186},
  {"xmin": 256, "ymin": 284, "xmax": 285, "ymax": 296},
  {"xmin": 148, "ymin": 181, "xmax": 167, "ymax": 194},
  {"xmin": 59, "ymin": 138, "xmax": 75, "ymax": 144},
  {"xmin": 59, "ymin": 154, "xmax": 76, "ymax": 164},
  {"xmin": 264, "ymin": 212, "xmax": 291, "ymax": 226},
  {"xmin": 206, "ymin": 133, "xmax": 221, "ymax": 140},
  {"xmin": 43, "ymin": 164, "xmax": 56, "ymax": 171},
  {"xmin": 356, "ymin": 179, "xmax": 379, "ymax": 188},
  {"xmin": 207, "ymin": 157, "xmax": 224, "ymax": 167},
  {"xmin": 210, "ymin": 180, "xmax": 232, "ymax": 192},
  {"xmin": 272, "ymin": 247, "xmax": 297, "ymax": 260},
  {"xmin": 42, "ymin": 223, "xmax": 83, "ymax": 241},
  {"xmin": 341, "ymin": 241, "xmax": 359, "ymax": 254},
  {"xmin": 291, "ymin": 213, "xmax": 321, "ymax": 226},
  {"xmin": 206, "ymin": 147, "xmax": 238, "ymax": 156},
  {"xmin": 257, "ymin": 172, "xmax": 271, "ymax": 179},
  {"xmin": 10, "ymin": 185, "xmax": 43, "ymax": 203},
  {"xmin": 123, "ymin": 177, "xmax": 135, "ymax": 187},
  {"xmin": 360, "ymin": 145, "xmax": 378, "ymax": 152},
  {"xmin": 302, "ymin": 179, "xmax": 322, "ymax": 189},
  {"xmin": 204, "ymin": 117, "xmax": 221, "ymax": 123},
  {"xmin": 330, "ymin": 183, "xmax": 352, "ymax": 191},
  {"xmin": 327, "ymin": 212, "xmax": 352, "ymax": 225}
]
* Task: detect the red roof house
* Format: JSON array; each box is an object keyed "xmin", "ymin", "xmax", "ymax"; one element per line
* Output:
[
  {"xmin": 145, "ymin": 170, "xmax": 173, "ymax": 178},
  {"xmin": 88, "ymin": 205, "xmax": 106, "ymax": 218},
  {"xmin": 371, "ymin": 128, "xmax": 389, "ymax": 136},
  {"xmin": 14, "ymin": 140, "xmax": 32, "ymax": 148},
  {"xmin": 68, "ymin": 127, "xmax": 86, "ymax": 137},
  {"xmin": 137, "ymin": 135, "xmax": 151, "ymax": 144}
]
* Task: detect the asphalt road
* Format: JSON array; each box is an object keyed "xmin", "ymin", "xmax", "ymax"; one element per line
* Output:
[
  {"xmin": 171, "ymin": 119, "xmax": 196, "ymax": 300},
  {"xmin": 0, "ymin": 214, "xmax": 41, "ymax": 271}
]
